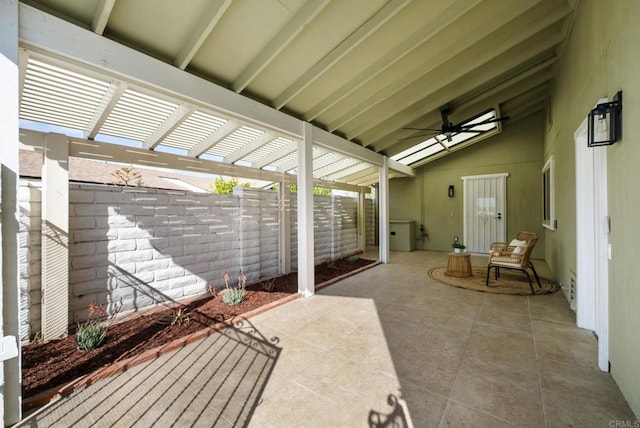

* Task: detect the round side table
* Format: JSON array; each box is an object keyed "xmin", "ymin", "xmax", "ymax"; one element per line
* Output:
[{"xmin": 445, "ymin": 253, "xmax": 472, "ymax": 278}]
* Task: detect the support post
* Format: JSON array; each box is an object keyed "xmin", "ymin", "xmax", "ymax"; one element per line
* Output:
[
  {"xmin": 379, "ymin": 156, "xmax": 390, "ymax": 263},
  {"xmin": 357, "ymin": 187, "xmax": 366, "ymax": 252},
  {"xmin": 0, "ymin": 0, "xmax": 22, "ymax": 422},
  {"xmin": 41, "ymin": 134, "xmax": 69, "ymax": 342},
  {"xmin": 279, "ymin": 174, "xmax": 291, "ymax": 274},
  {"xmin": 297, "ymin": 123, "xmax": 315, "ymax": 296}
]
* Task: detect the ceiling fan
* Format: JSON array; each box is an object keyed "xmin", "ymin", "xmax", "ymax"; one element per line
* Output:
[{"xmin": 402, "ymin": 108, "xmax": 509, "ymax": 142}]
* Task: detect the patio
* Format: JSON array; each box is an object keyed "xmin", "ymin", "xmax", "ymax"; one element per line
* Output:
[{"xmin": 18, "ymin": 250, "xmax": 635, "ymax": 427}]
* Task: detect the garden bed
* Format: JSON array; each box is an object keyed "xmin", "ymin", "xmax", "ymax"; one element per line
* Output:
[{"xmin": 22, "ymin": 256, "xmax": 377, "ymax": 400}]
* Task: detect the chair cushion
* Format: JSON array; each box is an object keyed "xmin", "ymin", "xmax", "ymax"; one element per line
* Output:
[
  {"xmin": 509, "ymin": 239, "xmax": 527, "ymax": 247},
  {"xmin": 490, "ymin": 257, "xmax": 521, "ymax": 267}
]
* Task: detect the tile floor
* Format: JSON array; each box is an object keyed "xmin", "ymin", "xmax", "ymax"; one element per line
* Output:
[{"xmin": 17, "ymin": 250, "xmax": 638, "ymax": 427}]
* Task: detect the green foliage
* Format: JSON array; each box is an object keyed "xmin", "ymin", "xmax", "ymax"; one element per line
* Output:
[
  {"xmin": 158, "ymin": 307, "xmax": 190, "ymax": 325},
  {"xmin": 76, "ymin": 302, "xmax": 107, "ymax": 350},
  {"xmin": 260, "ymin": 278, "xmax": 276, "ymax": 292},
  {"xmin": 221, "ymin": 288, "xmax": 246, "ymax": 305},
  {"xmin": 289, "ymin": 184, "xmax": 332, "ymax": 195},
  {"xmin": 77, "ymin": 322, "xmax": 107, "ymax": 351},
  {"xmin": 221, "ymin": 271, "xmax": 247, "ymax": 306},
  {"xmin": 111, "ymin": 166, "xmax": 144, "ymax": 187},
  {"xmin": 452, "ymin": 242, "xmax": 466, "ymax": 249},
  {"xmin": 347, "ymin": 255, "xmax": 360, "ymax": 264},
  {"xmin": 210, "ymin": 177, "xmax": 250, "ymax": 194}
]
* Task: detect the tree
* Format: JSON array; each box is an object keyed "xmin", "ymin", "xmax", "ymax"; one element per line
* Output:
[
  {"xmin": 289, "ymin": 184, "xmax": 331, "ymax": 195},
  {"xmin": 210, "ymin": 177, "xmax": 250, "ymax": 194},
  {"xmin": 111, "ymin": 166, "xmax": 144, "ymax": 187}
]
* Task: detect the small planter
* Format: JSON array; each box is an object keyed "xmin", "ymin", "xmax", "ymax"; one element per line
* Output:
[{"xmin": 454, "ymin": 248, "xmax": 462, "ymax": 254}]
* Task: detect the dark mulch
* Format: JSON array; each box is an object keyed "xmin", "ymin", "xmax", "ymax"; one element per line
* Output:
[{"xmin": 22, "ymin": 257, "xmax": 375, "ymax": 399}]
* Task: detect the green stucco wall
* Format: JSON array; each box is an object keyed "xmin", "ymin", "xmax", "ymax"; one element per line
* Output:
[
  {"xmin": 545, "ymin": 0, "xmax": 640, "ymax": 416},
  {"xmin": 389, "ymin": 112, "xmax": 545, "ymax": 258}
]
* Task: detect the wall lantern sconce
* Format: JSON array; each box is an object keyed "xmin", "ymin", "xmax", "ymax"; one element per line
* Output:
[
  {"xmin": 588, "ymin": 91, "xmax": 622, "ymax": 147},
  {"xmin": 448, "ymin": 185, "xmax": 455, "ymax": 198}
]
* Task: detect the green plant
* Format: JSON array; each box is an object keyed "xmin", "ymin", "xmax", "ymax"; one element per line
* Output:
[
  {"xmin": 76, "ymin": 302, "xmax": 108, "ymax": 351},
  {"xmin": 158, "ymin": 306, "xmax": 190, "ymax": 326},
  {"xmin": 347, "ymin": 255, "xmax": 359, "ymax": 264},
  {"xmin": 452, "ymin": 242, "xmax": 466, "ymax": 249},
  {"xmin": 326, "ymin": 259, "xmax": 338, "ymax": 270},
  {"xmin": 210, "ymin": 177, "xmax": 250, "ymax": 194},
  {"xmin": 220, "ymin": 271, "xmax": 247, "ymax": 305},
  {"xmin": 260, "ymin": 278, "xmax": 276, "ymax": 292}
]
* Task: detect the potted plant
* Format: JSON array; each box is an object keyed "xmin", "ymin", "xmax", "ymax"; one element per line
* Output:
[{"xmin": 452, "ymin": 242, "xmax": 466, "ymax": 254}]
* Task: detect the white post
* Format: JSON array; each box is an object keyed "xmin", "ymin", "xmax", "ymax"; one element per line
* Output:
[
  {"xmin": 0, "ymin": 0, "xmax": 22, "ymax": 423},
  {"xmin": 379, "ymin": 156, "xmax": 390, "ymax": 263},
  {"xmin": 297, "ymin": 123, "xmax": 315, "ymax": 296},
  {"xmin": 357, "ymin": 188, "xmax": 366, "ymax": 252},
  {"xmin": 41, "ymin": 133, "xmax": 70, "ymax": 342},
  {"xmin": 279, "ymin": 174, "xmax": 291, "ymax": 274}
]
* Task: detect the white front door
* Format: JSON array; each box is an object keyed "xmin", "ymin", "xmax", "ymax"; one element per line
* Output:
[{"xmin": 462, "ymin": 173, "xmax": 508, "ymax": 253}]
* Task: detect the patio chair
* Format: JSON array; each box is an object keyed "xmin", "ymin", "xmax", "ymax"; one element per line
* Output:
[{"xmin": 486, "ymin": 231, "xmax": 541, "ymax": 294}]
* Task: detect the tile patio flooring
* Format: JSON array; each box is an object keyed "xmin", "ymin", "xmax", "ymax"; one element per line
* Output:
[{"xmin": 18, "ymin": 250, "xmax": 637, "ymax": 427}]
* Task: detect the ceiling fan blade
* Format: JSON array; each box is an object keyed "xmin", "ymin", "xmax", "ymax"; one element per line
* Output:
[{"xmin": 402, "ymin": 127, "xmax": 442, "ymax": 132}]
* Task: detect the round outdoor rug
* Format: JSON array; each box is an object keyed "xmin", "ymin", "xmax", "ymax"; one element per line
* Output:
[{"xmin": 428, "ymin": 266, "xmax": 560, "ymax": 295}]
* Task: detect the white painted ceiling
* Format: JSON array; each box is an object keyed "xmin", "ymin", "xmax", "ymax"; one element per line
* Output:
[{"xmin": 19, "ymin": 0, "xmax": 575, "ymax": 185}]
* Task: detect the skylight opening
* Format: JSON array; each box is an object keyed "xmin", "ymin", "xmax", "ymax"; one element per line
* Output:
[{"xmin": 392, "ymin": 109, "xmax": 499, "ymax": 166}]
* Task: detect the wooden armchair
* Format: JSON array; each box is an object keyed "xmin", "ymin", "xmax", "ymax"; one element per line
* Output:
[{"xmin": 486, "ymin": 231, "xmax": 541, "ymax": 294}]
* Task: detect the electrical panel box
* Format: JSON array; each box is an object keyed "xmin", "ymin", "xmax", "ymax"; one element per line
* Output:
[{"xmin": 389, "ymin": 220, "xmax": 416, "ymax": 252}]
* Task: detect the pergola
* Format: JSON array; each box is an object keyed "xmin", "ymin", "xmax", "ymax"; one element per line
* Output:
[{"xmin": 0, "ymin": 0, "xmax": 575, "ymax": 423}]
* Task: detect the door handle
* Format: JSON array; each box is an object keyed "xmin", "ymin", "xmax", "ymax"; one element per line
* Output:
[{"xmin": 496, "ymin": 213, "xmax": 502, "ymax": 220}]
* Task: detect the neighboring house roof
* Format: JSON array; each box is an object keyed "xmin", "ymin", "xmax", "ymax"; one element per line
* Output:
[{"xmin": 19, "ymin": 150, "xmax": 216, "ymax": 193}]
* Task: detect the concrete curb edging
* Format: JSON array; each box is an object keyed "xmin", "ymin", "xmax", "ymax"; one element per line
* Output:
[{"xmin": 22, "ymin": 260, "xmax": 381, "ymax": 411}]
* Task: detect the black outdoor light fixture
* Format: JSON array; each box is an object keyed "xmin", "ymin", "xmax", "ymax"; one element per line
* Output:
[
  {"xmin": 588, "ymin": 91, "xmax": 622, "ymax": 147},
  {"xmin": 448, "ymin": 185, "xmax": 455, "ymax": 198}
]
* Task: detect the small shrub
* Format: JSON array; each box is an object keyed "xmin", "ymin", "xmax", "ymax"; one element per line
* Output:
[
  {"xmin": 220, "ymin": 271, "xmax": 247, "ymax": 306},
  {"xmin": 260, "ymin": 278, "xmax": 276, "ymax": 292},
  {"xmin": 158, "ymin": 306, "xmax": 190, "ymax": 326},
  {"xmin": 347, "ymin": 255, "xmax": 359, "ymax": 264},
  {"xmin": 76, "ymin": 302, "xmax": 108, "ymax": 351},
  {"xmin": 221, "ymin": 288, "xmax": 246, "ymax": 305}
]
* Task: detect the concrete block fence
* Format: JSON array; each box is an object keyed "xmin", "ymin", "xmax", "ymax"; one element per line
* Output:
[{"xmin": 18, "ymin": 180, "xmax": 370, "ymax": 343}]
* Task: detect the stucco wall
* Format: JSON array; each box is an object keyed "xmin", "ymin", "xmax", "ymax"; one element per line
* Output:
[
  {"xmin": 545, "ymin": 0, "xmax": 640, "ymax": 416},
  {"xmin": 389, "ymin": 112, "xmax": 545, "ymax": 257}
]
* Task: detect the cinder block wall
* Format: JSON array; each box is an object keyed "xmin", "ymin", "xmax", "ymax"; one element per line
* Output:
[
  {"xmin": 18, "ymin": 180, "xmax": 360, "ymax": 342},
  {"xmin": 289, "ymin": 194, "xmax": 358, "ymax": 270}
]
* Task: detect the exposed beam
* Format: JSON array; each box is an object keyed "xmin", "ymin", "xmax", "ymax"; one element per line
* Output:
[
  {"xmin": 253, "ymin": 140, "xmax": 298, "ymax": 169},
  {"xmin": 278, "ymin": 147, "xmax": 331, "ymax": 172},
  {"xmin": 187, "ymin": 119, "xmax": 241, "ymax": 157},
  {"xmin": 223, "ymin": 131, "xmax": 277, "ymax": 163},
  {"xmin": 331, "ymin": 0, "xmax": 567, "ymax": 135},
  {"xmin": 364, "ymin": 31, "xmax": 564, "ymax": 151},
  {"xmin": 303, "ymin": 0, "xmax": 483, "ymax": 121},
  {"xmin": 452, "ymin": 57, "xmax": 556, "ymax": 110},
  {"xmin": 273, "ymin": 0, "xmax": 411, "ymax": 109},
  {"xmin": 336, "ymin": 165, "xmax": 378, "ymax": 184},
  {"xmin": 174, "ymin": 0, "xmax": 233, "ymax": 70},
  {"xmin": 19, "ymin": 4, "xmax": 411, "ymax": 177},
  {"xmin": 92, "ymin": 0, "xmax": 116, "ymax": 35},
  {"xmin": 19, "ymin": 129, "xmax": 363, "ymax": 191},
  {"xmin": 315, "ymin": 158, "xmax": 361, "ymax": 179},
  {"xmin": 323, "ymin": 162, "xmax": 372, "ymax": 182},
  {"xmin": 143, "ymin": 105, "xmax": 193, "ymax": 149},
  {"xmin": 314, "ymin": 126, "xmax": 387, "ymax": 169},
  {"xmin": 232, "ymin": 0, "xmax": 331, "ymax": 93},
  {"xmin": 86, "ymin": 81, "xmax": 128, "ymax": 139},
  {"xmin": 385, "ymin": 67, "xmax": 556, "ymax": 156}
]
